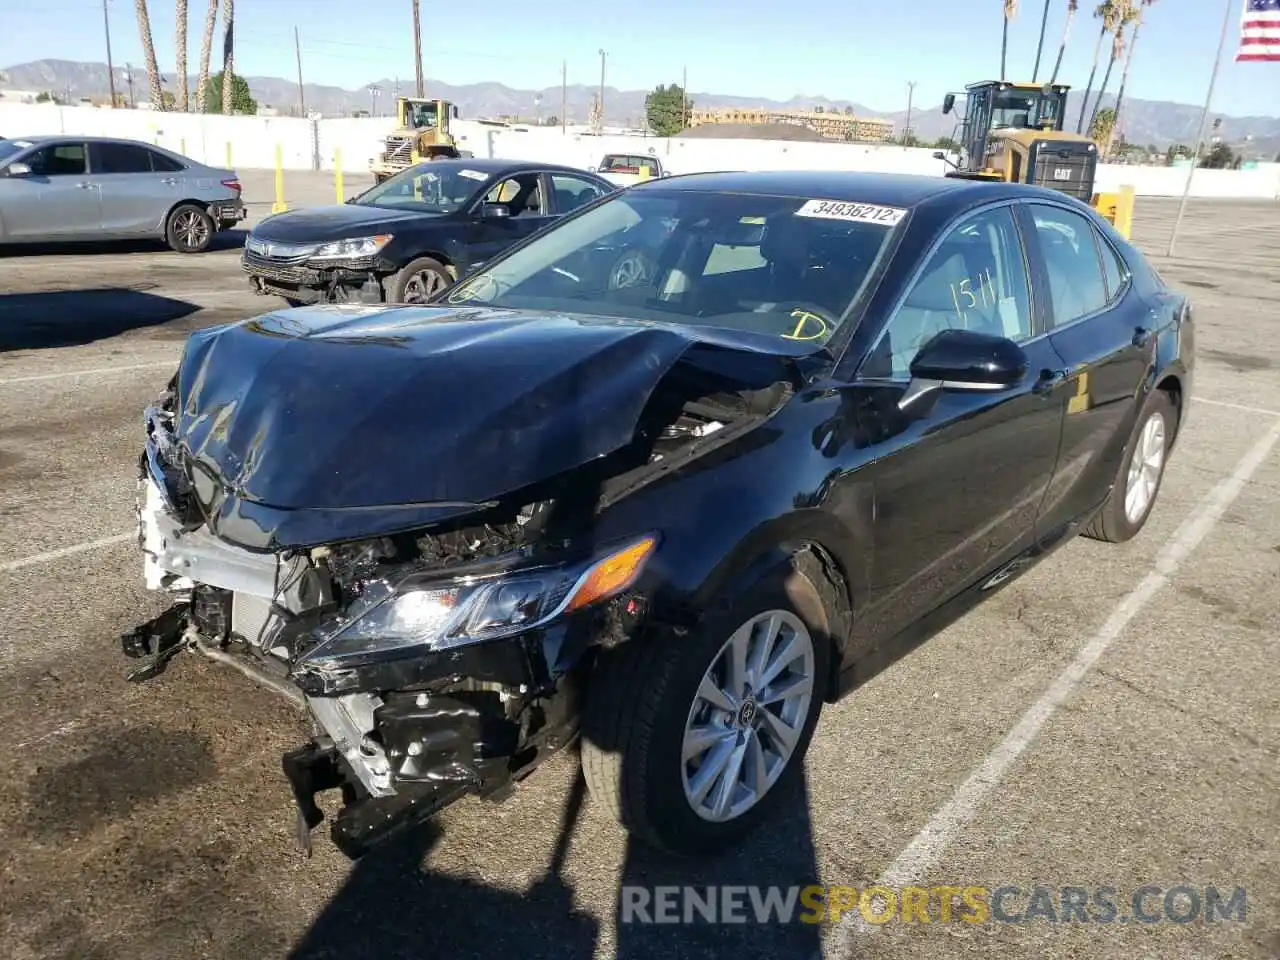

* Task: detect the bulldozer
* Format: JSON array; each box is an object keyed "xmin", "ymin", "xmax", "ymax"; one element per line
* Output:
[
  {"xmin": 369, "ymin": 97, "xmax": 470, "ymax": 184},
  {"xmin": 934, "ymin": 80, "xmax": 1133, "ymax": 237}
]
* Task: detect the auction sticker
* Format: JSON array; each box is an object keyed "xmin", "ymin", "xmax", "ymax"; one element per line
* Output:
[
  {"xmin": 458, "ymin": 169, "xmax": 489, "ymax": 181},
  {"xmin": 795, "ymin": 199, "xmax": 906, "ymax": 226}
]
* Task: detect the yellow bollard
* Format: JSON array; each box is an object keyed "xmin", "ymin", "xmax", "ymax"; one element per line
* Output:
[
  {"xmin": 225, "ymin": 141, "xmax": 233, "ymax": 168},
  {"xmin": 272, "ymin": 143, "xmax": 288, "ymax": 214},
  {"xmin": 180, "ymin": 137, "xmax": 186, "ymax": 156},
  {"xmin": 1113, "ymin": 184, "xmax": 1135, "ymax": 240},
  {"xmin": 335, "ymin": 148, "xmax": 344, "ymax": 203}
]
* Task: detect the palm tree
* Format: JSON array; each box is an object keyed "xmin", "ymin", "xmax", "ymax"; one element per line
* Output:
[
  {"xmin": 1001, "ymin": 0, "xmax": 1019, "ymax": 81},
  {"xmin": 1032, "ymin": 0, "xmax": 1052, "ymax": 80},
  {"xmin": 1090, "ymin": 106, "xmax": 1117, "ymax": 152},
  {"xmin": 176, "ymin": 0, "xmax": 189, "ymax": 111},
  {"xmin": 1110, "ymin": 0, "xmax": 1154, "ymax": 149},
  {"xmin": 135, "ymin": 0, "xmax": 164, "ymax": 110},
  {"xmin": 195, "ymin": 0, "xmax": 218, "ymax": 112},
  {"xmin": 1075, "ymin": 1, "xmax": 1119, "ymax": 133},
  {"xmin": 1049, "ymin": 0, "xmax": 1079, "ymax": 84},
  {"xmin": 220, "ymin": 0, "xmax": 234, "ymax": 115},
  {"xmin": 1088, "ymin": 1, "xmax": 1138, "ymax": 136},
  {"xmin": 412, "ymin": 0, "xmax": 424, "ymax": 97}
]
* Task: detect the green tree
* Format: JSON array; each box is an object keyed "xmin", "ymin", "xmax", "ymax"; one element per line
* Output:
[
  {"xmin": 934, "ymin": 135, "xmax": 960, "ymax": 152},
  {"xmin": 1089, "ymin": 106, "xmax": 1116, "ymax": 152},
  {"xmin": 1199, "ymin": 142, "xmax": 1235, "ymax": 169},
  {"xmin": 203, "ymin": 70, "xmax": 257, "ymax": 114},
  {"xmin": 645, "ymin": 83, "xmax": 691, "ymax": 137}
]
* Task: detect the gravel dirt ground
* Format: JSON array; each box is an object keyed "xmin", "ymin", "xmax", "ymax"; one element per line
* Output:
[{"xmin": 0, "ymin": 173, "xmax": 1276, "ymax": 960}]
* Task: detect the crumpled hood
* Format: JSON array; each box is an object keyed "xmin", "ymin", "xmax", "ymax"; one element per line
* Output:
[{"xmin": 173, "ymin": 304, "xmax": 810, "ymax": 536}]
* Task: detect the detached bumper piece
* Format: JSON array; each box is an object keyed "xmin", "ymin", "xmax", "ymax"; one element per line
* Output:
[{"xmin": 283, "ymin": 691, "xmax": 522, "ymax": 859}]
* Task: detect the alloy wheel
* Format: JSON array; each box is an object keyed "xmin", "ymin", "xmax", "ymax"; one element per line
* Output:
[
  {"xmin": 1124, "ymin": 411, "xmax": 1167, "ymax": 524},
  {"xmin": 681, "ymin": 609, "xmax": 816, "ymax": 823},
  {"xmin": 401, "ymin": 269, "xmax": 447, "ymax": 303},
  {"xmin": 174, "ymin": 210, "xmax": 210, "ymax": 250}
]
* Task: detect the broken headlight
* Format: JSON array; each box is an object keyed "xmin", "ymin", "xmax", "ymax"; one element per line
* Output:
[
  {"xmin": 309, "ymin": 234, "xmax": 394, "ymax": 260},
  {"xmin": 300, "ymin": 535, "xmax": 656, "ymax": 667}
]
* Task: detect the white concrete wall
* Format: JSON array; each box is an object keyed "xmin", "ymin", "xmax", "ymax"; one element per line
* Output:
[{"xmin": 4, "ymin": 102, "xmax": 1278, "ymax": 200}]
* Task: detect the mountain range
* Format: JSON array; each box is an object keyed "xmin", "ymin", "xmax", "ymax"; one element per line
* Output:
[{"xmin": 3, "ymin": 59, "xmax": 1278, "ymax": 157}]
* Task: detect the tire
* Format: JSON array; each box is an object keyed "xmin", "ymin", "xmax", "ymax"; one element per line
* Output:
[
  {"xmin": 1083, "ymin": 389, "xmax": 1178, "ymax": 543},
  {"xmin": 387, "ymin": 256, "xmax": 452, "ymax": 304},
  {"xmin": 165, "ymin": 203, "xmax": 215, "ymax": 254},
  {"xmin": 282, "ymin": 298, "xmax": 306, "ymax": 308},
  {"xmin": 581, "ymin": 558, "xmax": 832, "ymax": 856}
]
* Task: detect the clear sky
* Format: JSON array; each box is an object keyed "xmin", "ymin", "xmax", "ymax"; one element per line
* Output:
[{"xmin": 4, "ymin": 0, "xmax": 1278, "ymax": 117}]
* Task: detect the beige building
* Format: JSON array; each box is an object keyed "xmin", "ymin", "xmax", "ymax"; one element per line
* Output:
[{"xmin": 689, "ymin": 107, "xmax": 895, "ymax": 143}]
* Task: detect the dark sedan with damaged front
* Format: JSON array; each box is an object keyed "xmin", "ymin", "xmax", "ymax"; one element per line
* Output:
[
  {"xmin": 241, "ymin": 157, "xmax": 615, "ymax": 306},
  {"xmin": 126, "ymin": 170, "xmax": 1193, "ymax": 860}
]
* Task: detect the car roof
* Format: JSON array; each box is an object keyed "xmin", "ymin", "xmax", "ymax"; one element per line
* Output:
[
  {"xmin": 627, "ymin": 169, "xmax": 1075, "ymax": 212},
  {"xmin": 429, "ymin": 157, "xmax": 609, "ymax": 177},
  {"xmin": 3, "ymin": 133, "xmax": 180, "ymax": 150}
]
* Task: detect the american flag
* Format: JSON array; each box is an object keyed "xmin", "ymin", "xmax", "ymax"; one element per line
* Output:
[{"xmin": 1237, "ymin": 0, "xmax": 1280, "ymax": 62}]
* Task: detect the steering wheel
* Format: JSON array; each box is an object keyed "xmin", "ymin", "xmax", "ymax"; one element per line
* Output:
[{"xmin": 779, "ymin": 303, "xmax": 838, "ymax": 342}]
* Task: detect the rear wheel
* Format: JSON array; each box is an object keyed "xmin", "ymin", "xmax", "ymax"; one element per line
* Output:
[
  {"xmin": 581, "ymin": 560, "xmax": 831, "ymax": 855},
  {"xmin": 1084, "ymin": 389, "xmax": 1177, "ymax": 543},
  {"xmin": 388, "ymin": 256, "xmax": 452, "ymax": 304},
  {"xmin": 165, "ymin": 203, "xmax": 215, "ymax": 253}
]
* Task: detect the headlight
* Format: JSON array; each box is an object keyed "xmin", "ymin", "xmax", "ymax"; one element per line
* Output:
[
  {"xmin": 299, "ymin": 535, "xmax": 657, "ymax": 667},
  {"xmin": 309, "ymin": 234, "xmax": 394, "ymax": 260}
]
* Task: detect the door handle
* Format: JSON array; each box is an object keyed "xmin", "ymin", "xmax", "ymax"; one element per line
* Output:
[
  {"xmin": 1032, "ymin": 368, "xmax": 1068, "ymax": 396},
  {"xmin": 161, "ymin": 177, "xmax": 178, "ymax": 185},
  {"xmin": 75, "ymin": 181, "xmax": 95, "ymax": 189},
  {"xmin": 1132, "ymin": 326, "xmax": 1152, "ymax": 347}
]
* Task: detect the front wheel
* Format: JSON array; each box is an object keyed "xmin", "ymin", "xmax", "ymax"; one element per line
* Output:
[
  {"xmin": 581, "ymin": 560, "xmax": 831, "ymax": 856},
  {"xmin": 1084, "ymin": 388, "xmax": 1178, "ymax": 543},
  {"xmin": 387, "ymin": 256, "xmax": 452, "ymax": 304}
]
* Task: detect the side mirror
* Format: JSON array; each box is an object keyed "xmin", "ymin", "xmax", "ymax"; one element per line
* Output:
[
  {"xmin": 899, "ymin": 329, "xmax": 1028, "ymax": 413},
  {"xmin": 932, "ymin": 151, "xmax": 946, "ymax": 160},
  {"xmin": 452, "ymin": 105, "xmax": 459, "ymax": 118},
  {"xmin": 480, "ymin": 202, "xmax": 511, "ymax": 219},
  {"xmin": 6, "ymin": 162, "xmax": 32, "ymax": 177},
  {"xmin": 942, "ymin": 93, "xmax": 956, "ymax": 115}
]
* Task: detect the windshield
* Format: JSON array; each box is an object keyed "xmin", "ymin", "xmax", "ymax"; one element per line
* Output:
[
  {"xmin": 990, "ymin": 90, "xmax": 1063, "ymax": 129},
  {"xmin": 0, "ymin": 139, "xmax": 30, "ymax": 165},
  {"xmin": 407, "ymin": 102, "xmax": 439, "ymax": 128},
  {"xmin": 355, "ymin": 163, "xmax": 490, "ymax": 214},
  {"xmin": 444, "ymin": 189, "xmax": 904, "ymax": 346}
]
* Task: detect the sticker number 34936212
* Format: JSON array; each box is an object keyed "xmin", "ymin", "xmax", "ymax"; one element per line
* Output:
[{"xmin": 794, "ymin": 199, "xmax": 907, "ymax": 226}]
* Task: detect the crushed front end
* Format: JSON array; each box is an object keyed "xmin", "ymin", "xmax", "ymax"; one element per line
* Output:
[{"xmin": 126, "ymin": 385, "xmax": 660, "ymax": 859}]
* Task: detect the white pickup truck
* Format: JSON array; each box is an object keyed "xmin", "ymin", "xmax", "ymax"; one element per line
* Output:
[{"xmin": 596, "ymin": 152, "xmax": 668, "ymax": 187}]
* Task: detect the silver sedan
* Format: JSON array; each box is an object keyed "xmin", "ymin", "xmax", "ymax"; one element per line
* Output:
[{"xmin": 0, "ymin": 135, "xmax": 245, "ymax": 253}]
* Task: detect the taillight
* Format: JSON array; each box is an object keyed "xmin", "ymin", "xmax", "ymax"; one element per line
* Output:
[{"xmin": 221, "ymin": 177, "xmax": 242, "ymax": 194}]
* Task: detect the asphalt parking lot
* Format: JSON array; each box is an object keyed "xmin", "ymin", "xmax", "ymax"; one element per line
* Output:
[{"xmin": 0, "ymin": 174, "xmax": 1277, "ymax": 960}]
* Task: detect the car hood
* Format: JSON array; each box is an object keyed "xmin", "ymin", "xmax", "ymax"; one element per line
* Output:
[
  {"xmin": 172, "ymin": 304, "xmax": 814, "ymax": 550},
  {"xmin": 250, "ymin": 203, "xmax": 444, "ymax": 244}
]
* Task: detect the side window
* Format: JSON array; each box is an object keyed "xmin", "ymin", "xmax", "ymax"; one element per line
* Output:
[
  {"xmin": 1029, "ymin": 204, "xmax": 1108, "ymax": 326},
  {"xmin": 550, "ymin": 174, "xmax": 607, "ymax": 214},
  {"xmin": 26, "ymin": 143, "xmax": 87, "ymax": 176},
  {"xmin": 149, "ymin": 150, "xmax": 185, "ymax": 172},
  {"xmin": 864, "ymin": 205, "xmax": 1033, "ymax": 379},
  {"xmin": 90, "ymin": 142, "xmax": 154, "ymax": 174},
  {"xmin": 484, "ymin": 173, "xmax": 544, "ymax": 217},
  {"xmin": 1098, "ymin": 230, "xmax": 1130, "ymax": 301}
]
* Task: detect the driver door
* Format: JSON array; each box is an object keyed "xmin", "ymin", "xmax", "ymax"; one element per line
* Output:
[
  {"xmin": 835, "ymin": 201, "xmax": 1070, "ymax": 644},
  {"xmin": 467, "ymin": 172, "xmax": 555, "ymax": 270}
]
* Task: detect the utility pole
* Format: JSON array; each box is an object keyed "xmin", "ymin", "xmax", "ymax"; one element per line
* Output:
[
  {"xmin": 102, "ymin": 0, "xmax": 118, "ymax": 107},
  {"xmin": 682, "ymin": 65, "xmax": 688, "ymax": 130},
  {"xmin": 1167, "ymin": 0, "xmax": 1234, "ymax": 258},
  {"xmin": 294, "ymin": 26, "xmax": 306, "ymax": 117},
  {"xmin": 412, "ymin": 0, "xmax": 424, "ymax": 97},
  {"xmin": 598, "ymin": 49, "xmax": 606, "ymax": 127},
  {"xmin": 904, "ymin": 81, "xmax": 917, "ymax": 145},
  {"xmin": 560, "ymin": 60, "xmax": 567, "ymax": 134},
  {"xmin": 125, "ymin": 61, "xmax": 135, "ymax": 108}
]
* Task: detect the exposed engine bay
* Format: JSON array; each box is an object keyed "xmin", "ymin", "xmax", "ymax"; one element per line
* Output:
[{"xmin": 123, "ymin": 331, "xmax": 796, "ymax": 858}]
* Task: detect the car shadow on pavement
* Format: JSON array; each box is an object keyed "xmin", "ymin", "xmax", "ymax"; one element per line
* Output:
[
  {"xmin": 0, "ymin": 228, "xmax": 248, "ymax": 258},
  {"xmin": 287, "ymin": 766, "xmax": 822, "ymax": 960},
  {"xmin": 0, "ymin": 288, "xmax": 204, "ymax": 351}
]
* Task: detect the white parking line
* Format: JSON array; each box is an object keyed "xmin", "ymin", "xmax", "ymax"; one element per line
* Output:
[
  {"xmin": 0, "ymin": 532, "xmax": 134, "ymax": 575},
  {"xmin": 1193, "ymin": 396, "xmax": 1280, "ymax": 418},
  {"xmin": 0, "ymin": 362, "xmax": 175, "ymax": 386},
  {"xmin": 831, "ymin": 417, "xmax": 1280, "ymax": 956}
]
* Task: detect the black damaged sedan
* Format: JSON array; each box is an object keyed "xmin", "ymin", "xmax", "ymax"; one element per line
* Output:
[{"xmin": 128, "ymin": 170, "xmax": 1194, "ymax": 859}]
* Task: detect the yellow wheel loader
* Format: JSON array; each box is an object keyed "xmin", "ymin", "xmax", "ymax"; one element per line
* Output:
[
  {"xmin": 370, "ymin": 97, "xmax": 472, "ymax": 184},
  {"xmin": 935, "ymin": 80, "xmax": 1133, "ymax": 238}
]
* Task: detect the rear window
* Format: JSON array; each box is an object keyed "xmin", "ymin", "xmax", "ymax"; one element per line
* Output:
[
  {"xmin": 446, "ymin": 190, "xmax": 906, "ymax": 348},
  {"xmin": 600, "ymin": 154, "xmax": 657, "ymax": 173}
]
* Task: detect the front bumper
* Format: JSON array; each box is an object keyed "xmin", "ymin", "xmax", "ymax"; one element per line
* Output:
[{"xmin": 241, "ymin": 249, "xmax": 385, "ymax": 304}]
